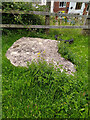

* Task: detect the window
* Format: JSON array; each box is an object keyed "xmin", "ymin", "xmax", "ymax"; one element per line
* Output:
[
  {"xmin": 59, "ymin": 2, "xmax": 66, "ymax": 8},
  {"xmin": 41, "ymin": 0, "xmax": 46, "ymax": 5},
  {"xmin": 86, "ymin": 4, "xmax": 89, "ymax": 12},
  {"xmin": 75, "ymin": 2, "xmax": 82, "ymax": 9}
]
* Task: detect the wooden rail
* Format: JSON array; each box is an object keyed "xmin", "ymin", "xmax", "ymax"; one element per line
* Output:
[
  {"xmin": 5, "ymin": 0, "xmax": 88, "ymax": 2},
  {"xmin": 1, "ymin": 10, "xmax": 90, "ymax": 18},
  {"xmin": 0, "ymin": 24, "xmax": 89, "ymax": 29},
  {"xmin": 48, "ymin": 0, "xmax": 89, "ymax": 2},
  {"xmin": 1, "ymin": 1, "xmax": 90, "ymax": 32}
]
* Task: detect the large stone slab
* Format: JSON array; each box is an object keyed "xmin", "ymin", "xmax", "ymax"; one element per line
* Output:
[{"xmin": 6, "ymin": 37, "xmax": 76, "ymax": 75}]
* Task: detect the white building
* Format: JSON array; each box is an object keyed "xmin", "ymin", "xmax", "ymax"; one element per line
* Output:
[{"xmin": 68, "ymin": 2, "xmax": 86, "ymax": 15}]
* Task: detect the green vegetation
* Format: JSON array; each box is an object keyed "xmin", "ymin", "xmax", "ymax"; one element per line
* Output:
[
  {"xmin": 2, "ymin": 2, "xmax": 85, "ymax": 27},
  {"xmin": 2, "ymin": 2, "xmax": 47, "ymax": 12},
  {"xmin": 2, "ymin": 2, "xmax": 46, "ymax": 25},
  {"xmin": 1, "ymin": 2, "xmax": 89, "ymax": 119},
  {"xmin": 2, "ymin": 28, "xmax": 89, "ymax": 118}
]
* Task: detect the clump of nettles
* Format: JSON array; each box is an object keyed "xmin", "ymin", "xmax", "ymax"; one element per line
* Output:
[{"xmin": 58, "ymin": 42, "xmax": 79, "ymax": 65}]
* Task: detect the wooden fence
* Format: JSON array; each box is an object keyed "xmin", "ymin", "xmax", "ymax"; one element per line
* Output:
[
  {"xmin": 1, "ymin": 2, "xmax": 90, "ymax": 34},
  {"xmin": 1, "ymin": 10, "xmax": 90, "ymax": 28},
  {"xmin": 0, "ymin": 24, "xmax": 89, "ymax": 29},
  {"xmin": 1, "ymin": 10, "xmax": 89, "ymax": 18}
]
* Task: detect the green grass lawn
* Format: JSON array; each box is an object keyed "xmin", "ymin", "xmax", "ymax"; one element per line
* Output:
[{"xmin": 2, "ymin": 28, "xmax": 89, "ymax": 118}]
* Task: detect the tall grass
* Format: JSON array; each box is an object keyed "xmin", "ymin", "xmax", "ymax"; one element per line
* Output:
[{"xmin": 2, "ymin": 28, "xmax": 89, "ymax": 118}]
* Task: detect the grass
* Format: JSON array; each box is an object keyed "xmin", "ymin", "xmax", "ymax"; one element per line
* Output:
[{"xmin": 2, "ymin": 28, "xmax": 89, "ymax": 118}]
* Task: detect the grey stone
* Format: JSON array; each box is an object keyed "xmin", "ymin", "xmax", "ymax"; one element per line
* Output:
[{"xmin": 6, "ymin": 37, "xmax": 76, "ymax": 75}]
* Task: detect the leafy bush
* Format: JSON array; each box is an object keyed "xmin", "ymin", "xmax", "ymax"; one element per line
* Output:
[
  {"xmin": 2, "ymin": 2, "xmax": 47, "ymax": 11},
  {"xmin": 2, "ymin": 13, "xmax": 45, "ymax": 25},
  {"xmin": 2, "ymin": 2, "xmax": 45, "ymax": 25}
]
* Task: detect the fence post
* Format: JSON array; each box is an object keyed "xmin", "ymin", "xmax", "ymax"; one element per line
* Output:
[
  {"xmin": 45, "ymin": 2, "xmax": 51, "ymax": 34},
  {"xmin": 82, "ymin": 2, "xmax": 90, "ymax": 35}
]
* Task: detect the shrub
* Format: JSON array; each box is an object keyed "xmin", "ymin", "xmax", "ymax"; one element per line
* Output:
[{"xmin": 2, "ymin": 2, "xmax": 45, "ymax": 25}]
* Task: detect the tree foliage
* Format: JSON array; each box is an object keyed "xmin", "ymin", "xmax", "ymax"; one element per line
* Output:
[{"xmin": 2, "ymin": 2, "xmax": 47, "ymax": 25}]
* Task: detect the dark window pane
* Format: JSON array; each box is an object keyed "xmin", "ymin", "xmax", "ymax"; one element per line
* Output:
[
  {"xmin": 59, "ymin": 2, "xmax": 66, "ymax": 7},
  {"xmin": 75, "ymin": 2, "xmax": 82, "ymax": 9},
  {"xmin": 87, "ymin": 5, "xmax": 89, "ymax": 11}
]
